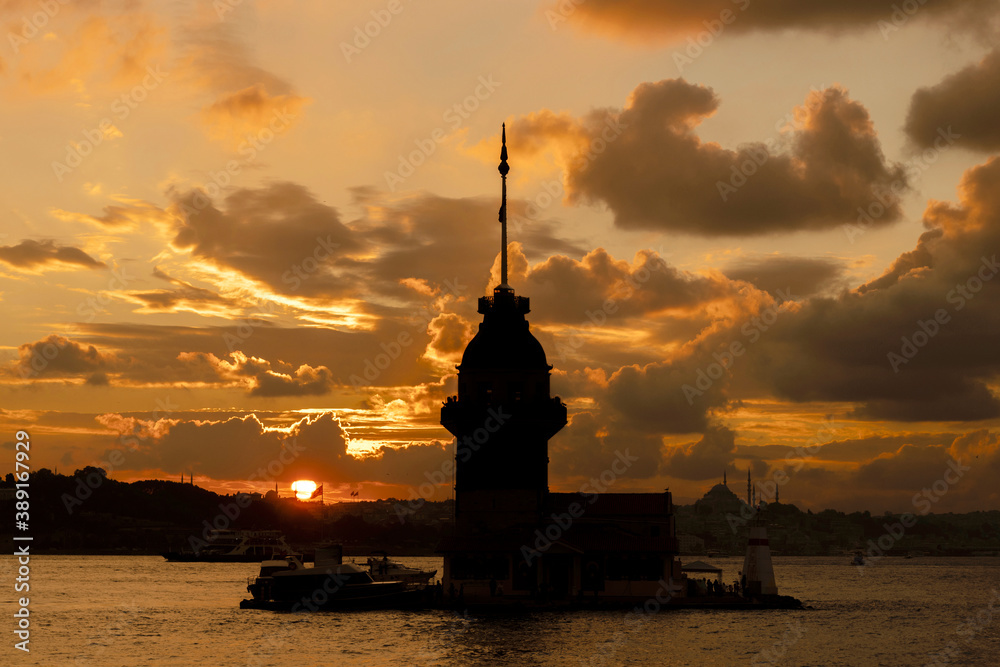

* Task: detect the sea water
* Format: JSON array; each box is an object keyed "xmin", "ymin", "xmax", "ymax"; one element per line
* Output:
[{"xmin": 3, "ymin": 555, "xmax": 999, "ymax": 666}]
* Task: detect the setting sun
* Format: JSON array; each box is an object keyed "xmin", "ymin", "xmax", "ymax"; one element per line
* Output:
[{"xmin": 291, "ymin": 480, "xmax": 318, "ymax": 501}]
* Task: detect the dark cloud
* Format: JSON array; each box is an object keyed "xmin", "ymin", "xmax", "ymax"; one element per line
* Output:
[
  {"xmin": 168, "ymin": 182, "xmax": 362, "ymax": 299},
  {"xmin": 663, "ymin": 425, "xmax": 737, "ymax": 481},
  {"xmin": 10, "ymin": 335, "xmax": 118, "ymax": 379},
  {"xmin": 199, "ymin": 84, "xmax": 309, "ymax": 145},
  {"xmin": 0, "ymin": 240, "xmax": 105, "ymax": 271},
  {"xmin": 123, "ymin": 267, "xmax": 232, "ymax": 312},
  {"xmin": 98, "ymin": 410, "xmax": 453, "ymax": 487},
  {"xmin": 509, "ymin": 81, "xmax": 907, "ymax": 236},
  {"xmin": 51, "ymin": 321, "xmax": 440, "ymax": 392},
  {"xmin": 566, "ymin": 0, "xmax": 1000, "ymax": 40},
  {"xmin": 906, "ymin": 49, "xmax": 1000, "ymax": 152},
  {"xmin": 724, "ymin": 256, "xmax": 847, "ymax": 298},
  {"xmin": 352, "ymin": 191, "xmax": 587, "ymax": 303},
  {"xmin": 602, "ymin": 358, "xmax": 728, "ymax": 435},
  {"xmin": 522, "ymin": 247, "xmax": 737, "ymax": 323},
  {"xmin": 857, "ymin": 230, "xmax": 941, "ymax": 294},
  {"xmin": 732, "ymin": 157, "xmax": 1000, "ymax": 421}
]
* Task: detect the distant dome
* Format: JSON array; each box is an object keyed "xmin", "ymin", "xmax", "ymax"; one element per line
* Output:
[
  {"xmin": 706, "ymin": 483, "xmax": 737, "ymax": 499},
  {"xmin": 695, "ymin": 482, "xmax": 743, "ymax": 513}
]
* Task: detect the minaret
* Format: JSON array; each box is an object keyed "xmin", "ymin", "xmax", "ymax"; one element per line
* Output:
[
  {"xmin": 441, "ymin": 124, "xmax": 567, "ymax": 531},
  {"xmin": 723, "ymin": 470, "xmax": 727, "ymax": 487},
  {"xmin": 498, "ymin": 122, "xmax": 510, "ymax": 289}
]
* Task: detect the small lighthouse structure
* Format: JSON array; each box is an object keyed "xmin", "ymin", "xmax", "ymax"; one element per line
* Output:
[{"xmin": 741, "ymin": 468, "xmax": 778, "ymax": 596}]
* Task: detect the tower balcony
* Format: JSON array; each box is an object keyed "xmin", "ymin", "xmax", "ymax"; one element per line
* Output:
[
  {"xmin": 441, "ymin": 395, "xmax": 567, "ymax": 440},
  {"xmin": 478, "ymin": 290, "xmax": 530, "ymax": 315}
]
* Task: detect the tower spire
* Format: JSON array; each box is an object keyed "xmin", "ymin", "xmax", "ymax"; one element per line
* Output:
[{"xmin": 498, "ymin": 123, "xmax": 510, "ymax": 290}]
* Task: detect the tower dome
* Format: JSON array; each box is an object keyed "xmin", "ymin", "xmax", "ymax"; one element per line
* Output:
[{"xmin": 459, "ymin": 288, "xmax": 549, "ymax": 371}]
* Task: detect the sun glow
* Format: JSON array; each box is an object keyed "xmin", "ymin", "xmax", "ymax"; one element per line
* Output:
[{"xmin": 291, "ymin": 480, "xmax": 318, "ymax": 500}]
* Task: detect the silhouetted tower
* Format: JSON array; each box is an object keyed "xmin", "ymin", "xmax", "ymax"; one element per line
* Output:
[{"xmin": 441, "ymin": 124, "xmax": 567, "ymax": 531}]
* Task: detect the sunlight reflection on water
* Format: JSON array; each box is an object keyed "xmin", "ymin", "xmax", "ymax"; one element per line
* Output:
[{"xmin": 8, "ymin": 555, "xmax": 1000, "ymax": 666}]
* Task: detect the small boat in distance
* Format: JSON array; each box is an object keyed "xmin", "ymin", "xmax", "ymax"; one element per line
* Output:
[
  {"xmin": 364, "ymin": 551, "xmax": 437, "ymax": 584},
  {"xmin": 851, "ymin": 551, "xmax": 866, "ymax": 566},
  {"xmin": 162, "ymin": 529, "xmax": 305, "ymax": 562}
]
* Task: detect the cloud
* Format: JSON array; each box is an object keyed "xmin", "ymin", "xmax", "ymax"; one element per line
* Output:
[
  {"xmin": 0, "ymin": 239, "xmax": 105, "ymax": 271},
  {"xmin": 664, "ymin": 425, "xmax": 737, "ymax": 480},
  {"xmin": 97, "ymin": 410, "xmax": 453, "ymax": 487},
  {"xmin": 422, "ymin": 313, "xmax": 474, "ymax": 367},
  {"xmin": 724, "ymin": 255, "xmax": 848, "ymax": 298},
  {"xmin": 120, "ymin": 267, "xmax": 233, "ymax": 314},
  {"xmin": 199, "ymin": 83, "xmax": 309, "ymax": 147},
  {"xmin": 730, "ymin": 157, "xmax": 1000, "ymax": 421},
  {"xmin": 563, "ymin": 0, "xmax": 1000, "ymax": 41},
  {"xmin": 168, "ymin": 182, "xmax": 363, "ymax": 300},
  {"xmin": 906, "ymin": 48, "xmax": 1000, "ymax": 152},
  {"xmin": 177, "ymin": 351, "xmax": 335, "ymax": 397},
  {"xmin": 4, "ymin": 7, "xmax": 167, "ymax": 94},
  {"xmin": 857, "ymin": 229, "xmax": 941, "ymax": 294},
  {"xmin": 51, "ymin": 199, "xmax": 170, "ymax": 230},
  {"xmin": 521, "ymin": 247, "xmax": 737, "ymax": 324},
  {"xmin": 9, "ymin": 335, "xmax": 118, "ymax": 381},
  {"xmin": 506, "ymin": 80, "xmax": 907, "ymax": 236}
]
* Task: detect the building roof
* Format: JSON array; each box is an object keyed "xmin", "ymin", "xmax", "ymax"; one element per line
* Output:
[{"xmin": 681, "ymin": 560, "xmax": 723, "ymax": 574}]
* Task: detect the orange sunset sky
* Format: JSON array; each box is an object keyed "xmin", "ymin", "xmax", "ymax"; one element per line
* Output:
[{"xmin": 3, "ymin": 0, "xmax": 1000, "ymax": 512}]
